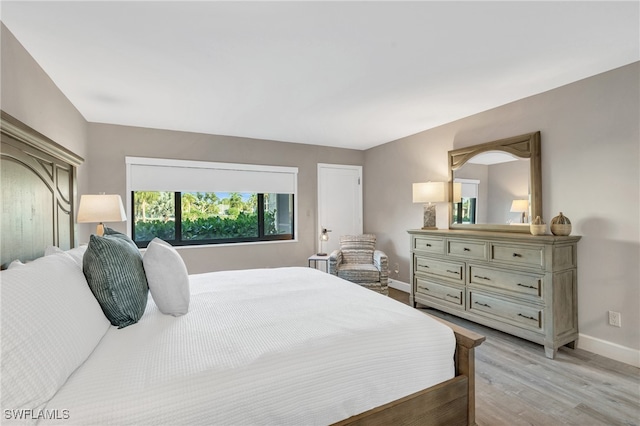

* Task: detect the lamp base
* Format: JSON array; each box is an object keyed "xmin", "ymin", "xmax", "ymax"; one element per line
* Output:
[
  {"xmin": 316, "ymin": 252, "xmax": 327, "ymax": 256},
  {"xmin": 423, "ymin": 203, "xmax": 437, "ymax": 229},
  {"xmin": 421, "ymin": 226, "xmax": 438, "ymax": 230},
  {"xmin": 96, "ymin": 223, "xmax": 105, "ymax": 236}
]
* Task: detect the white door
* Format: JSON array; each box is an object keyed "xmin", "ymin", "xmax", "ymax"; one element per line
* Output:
[{"xmin": 317, "ymin": 163, "xmax": 363, "ymax": 255}]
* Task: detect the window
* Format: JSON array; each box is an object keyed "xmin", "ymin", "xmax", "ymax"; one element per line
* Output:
[{"xmin": 126, "ymin": 157, "xmax": 297, "ymax": 248}]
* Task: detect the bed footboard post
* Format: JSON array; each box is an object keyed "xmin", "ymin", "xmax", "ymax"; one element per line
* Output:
[
  {"xmin": 431, "ymin": 316, "xmax": 485, "ymax": 426},
  {"xmin": 456, "ymin": 343, "xmax": 478, "ymax": 426}
]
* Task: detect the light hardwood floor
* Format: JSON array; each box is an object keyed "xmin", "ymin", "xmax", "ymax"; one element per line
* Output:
[{"xmin": 388, "ymin": 288, "xmax": 640, "ymax": 426}]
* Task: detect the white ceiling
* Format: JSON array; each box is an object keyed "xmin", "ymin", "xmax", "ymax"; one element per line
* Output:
[{"xmin": 1, "ymin": 1, "xmax": 638, "ymax": 150}]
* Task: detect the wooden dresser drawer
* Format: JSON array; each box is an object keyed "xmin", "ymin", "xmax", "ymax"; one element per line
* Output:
[
  {"xmin": 415, "ymin": 278, "xmax": 464, "ymax": 307},
  {"xmin": 469, "ymin": 265, "xmax": 543, "ymax": 300},
  {"xmin": 414, "ymin": 256, "xmax": 464, "ymax": 283},
  {"xmin": 469, "ymin": 291, "xmax": 543, "ymax": 331},
  {"xmin": 491, "ymin": 243, "xmax": 544, "ymax": 269},
  {"xmin": 447, "ymin": 240, "xmax": 487, "ymax": 260},
  {"xmin": 413, "ymin": 236, "xmax": 445, "ymax": 254}
]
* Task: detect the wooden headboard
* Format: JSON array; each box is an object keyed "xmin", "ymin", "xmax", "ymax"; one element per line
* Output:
[{"xmin": 1, "ymin": 111, "xmax": 84, "ymax": 268}]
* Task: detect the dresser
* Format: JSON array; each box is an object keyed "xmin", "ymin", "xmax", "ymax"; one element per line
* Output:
[{"xmin": 408, "ymin": 229, "xmax": 580, "ymax": 359}]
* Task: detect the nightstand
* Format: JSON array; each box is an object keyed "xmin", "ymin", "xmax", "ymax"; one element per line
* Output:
[{"xmin": 308, "ymin": 254, "xmax": 330, "ymax": 272}]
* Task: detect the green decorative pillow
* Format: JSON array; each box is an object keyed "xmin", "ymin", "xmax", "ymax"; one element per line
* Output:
[
  {"xmin": 103, "ymin": 226, "xmax": 139, "ymax": 250},
  {"xmin": 83, "ymin": 229, "xmax": 149, "ymax": 328}
]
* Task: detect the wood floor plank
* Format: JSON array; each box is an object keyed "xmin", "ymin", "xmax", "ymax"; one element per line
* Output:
[{"xmin": 387, "ymin": 288, "xmax": 640, "ymax": 426}]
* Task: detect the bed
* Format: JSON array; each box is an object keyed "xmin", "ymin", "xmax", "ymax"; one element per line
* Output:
[{"xmin": 0, "ymin": 111, "xmax": 485, "ymax": 425}]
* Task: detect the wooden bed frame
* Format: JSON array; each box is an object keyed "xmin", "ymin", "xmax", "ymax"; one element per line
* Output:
[
  {"xmin": 0, "ymin": 111, "xmax": 83, "ymax": 268},
  {"xmin": 0, "ymin": 110, "xmax": 485, "ymax": 426}
]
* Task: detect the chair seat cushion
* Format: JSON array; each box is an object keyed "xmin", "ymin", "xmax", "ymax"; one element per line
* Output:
[{"xmin": 337, "ymin": 263, "xmax": 380, "ymax": 283}]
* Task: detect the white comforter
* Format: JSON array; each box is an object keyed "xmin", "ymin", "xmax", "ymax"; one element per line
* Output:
[{"xmin": 43, "ymin": 267, "xmax": 455, "ymax": 425}]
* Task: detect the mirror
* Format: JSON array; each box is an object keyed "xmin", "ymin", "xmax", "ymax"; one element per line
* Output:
[{"xmin": 448, "ymin": 132, "xmax": 541, "ymax": 233}]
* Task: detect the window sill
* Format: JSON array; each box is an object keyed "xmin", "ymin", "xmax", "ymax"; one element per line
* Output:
[{"xmin": 138, "ymin": 238, "xmax": 298, "ymax": 252}]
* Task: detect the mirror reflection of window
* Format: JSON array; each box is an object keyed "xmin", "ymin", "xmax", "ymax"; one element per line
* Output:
[
  {"xmin": 453, "ymin": 197, "xmax": 477, "ymax": 224},
  {"xmin": 452, "ymin": 179, "xmax": 479, "ymax": 224}
]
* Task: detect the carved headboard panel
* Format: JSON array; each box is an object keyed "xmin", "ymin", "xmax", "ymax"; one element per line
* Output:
[{"xmin": 1, "ymin": 111, "xmax": 84, "ymax": 268}]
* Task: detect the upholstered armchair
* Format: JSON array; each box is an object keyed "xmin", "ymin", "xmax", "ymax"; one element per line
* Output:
[{"xmin": 328, "ymin": 234, "xmax": 388, "ymax": 295}]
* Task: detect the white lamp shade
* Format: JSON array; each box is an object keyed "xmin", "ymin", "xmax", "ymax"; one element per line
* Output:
[
  {"xmin": 77, "ymin": 194, "xmax": 127, "ymax": 223},
  {"xmin": 452, "ymin": 182, "xmax": 462, "ymax": 203},
  {"xmin": 510, "ymin": 199, "xmax": 529, "ymax": 213},
  {"xmin": 413, "ymin": 182, "xmax": 447, "ymax": 203}
]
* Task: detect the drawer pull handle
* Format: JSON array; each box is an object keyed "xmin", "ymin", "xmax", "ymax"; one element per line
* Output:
[
  {"xmin": 446, "ymin": 270, "xmax": 460, "ymax": 275},
  {"xmin": 463, "ymin": 247, "xmax": 471, "ymax": 251},
  {"xmin": 474, "ymin": 275, "xmax": 491, "ymax": 280},
  {"xmin": 418, "ymin": 285, "xmax": 430, "ymax": 291},
  {"xmin": 517, "ymin": 283, "xmax": 537, "ymax": 289},
  {"xmin": 446, "ymin": 293, "xmax": 460, "ymax": 300},
  {"xmin": 425, "ymin": 243, "xmax": 432, "ymax": 247},
  {"xmin": 418, "ymin": 264, "xmax": 429, "ymax": 269},
  {"xmin": 512, "ymin": 253, "xmax": 522, "ymax": 257},
  {"xmin": 474, "ymin": 302, "xmax": 491, "ymax": 308},
  {"xmin": 518, "ymin": 313, "xmax": 538, "ymax": 321}
]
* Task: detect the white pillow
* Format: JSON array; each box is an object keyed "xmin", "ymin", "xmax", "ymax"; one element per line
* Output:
[
  {"xmin": 65, "ymin": 245, "xmax": 88, "ymax": 267},
  {"xmin": 1, "ymin": 252, "xmax": 110, "ymax": 411},
  {"xmin": 44, "ymin": 245, "xmax": 64, "ymax": 256},
  {"xmin": 143, "ymin": 238, "xmax": 190, "ymax": 316},
  {"xmin": 44, "ymin": 245, "xmax": 87, "ymax": 268},
  {"xmin": 7, "ymin": 259, "xmax": 25, "ymax": 269}
]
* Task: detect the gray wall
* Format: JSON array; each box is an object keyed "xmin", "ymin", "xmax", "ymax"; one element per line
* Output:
[
  {"xmin": 364, "ymin": 62, "xmax": 640, "ymax": 354},
  {"xmin": 87, "ymin": 123, "xmax": 363, "ymax": 273},
  {"xmin": 1, "ymin": 24, "xmax": 89, "ymax": 223}
]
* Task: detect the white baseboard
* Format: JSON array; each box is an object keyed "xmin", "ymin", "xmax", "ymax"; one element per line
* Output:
[
  {"xmin": 386, "ymin": 280, "xmax": 639, "ymax": 368},
  {"xmin": 578, "ymin": 333, "xmax": 640, "ymax": 368},
  {"xmin": 388, "ymin": 278, "xmax": 410, "ymax": 293}
]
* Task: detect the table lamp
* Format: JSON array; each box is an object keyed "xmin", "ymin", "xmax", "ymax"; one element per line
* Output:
[
  {"xmin": 510, "ymin": 199, "xmax": 529, "ymax": 223},
  {"xmin": 77, "ymin": 193, "xmax": 127, "ymax": 236},
  {"xmin": 413, "ymin": 182, "xmax": 446, "ymax": 229},
  {"xmin": 317, "ymin": 227, "xmax": 331, "ymax": 256}
]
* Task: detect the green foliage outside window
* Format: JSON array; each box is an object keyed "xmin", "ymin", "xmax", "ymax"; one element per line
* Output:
[{"xmin": 132, "ymin": 191, "xmax": 287, "ymax": 245}]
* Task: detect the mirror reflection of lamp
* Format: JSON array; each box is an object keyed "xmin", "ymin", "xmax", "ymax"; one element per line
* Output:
[
  {"xmin": 510, "ymin": 199, "xmax": 529, "ymax": 223},
  {"xmin": 77, "ymin": 193, "xmax": 127, "ymax": 236},
  {"xmin": 317, "ymin": 227, "xmax": 331, "ymax": 256},
  {"xmin": 452, "ymin": 182, "xmax": 462, "ymax": 203},
  {"xmin": 413, "ymin": 182, "xmax": 447, "ymax": 230}
]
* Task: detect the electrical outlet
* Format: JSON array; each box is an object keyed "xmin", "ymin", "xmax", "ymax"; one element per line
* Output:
[
  {"xmin": 608, "ymin": 311, "xmax": 622, "ymax": 327},
  {"xmin": 394, "ymin": 263, "xmax": 400, "ymax": 276}
]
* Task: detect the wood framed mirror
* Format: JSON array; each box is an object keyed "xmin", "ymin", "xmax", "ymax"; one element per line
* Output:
[{"xmin": 448, "ymin": 131, "xmax": 541, "ymax": 233}]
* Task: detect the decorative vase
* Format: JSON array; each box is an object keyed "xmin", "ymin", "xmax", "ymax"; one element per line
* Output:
[
  {"xmin": 550, "ymin": 212, "xmax": 572, "ymax": 236},
  {"xmin": 530, "ymin": 216, "xmax": 546, "ymax": 236}
]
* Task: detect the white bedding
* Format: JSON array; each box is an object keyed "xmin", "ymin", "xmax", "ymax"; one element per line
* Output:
[{"xmin": 42, "ymin": 267, "xmax": 455, "ymax": 425}]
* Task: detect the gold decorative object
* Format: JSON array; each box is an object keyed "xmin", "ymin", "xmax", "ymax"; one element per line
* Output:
[
  {"xmin": 550, "ymin": 212, "xmax": 572, "ymax": 236},
  {"xmin": 530, "ymin": 216, "xmax": 546, "ymax": 236}
]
